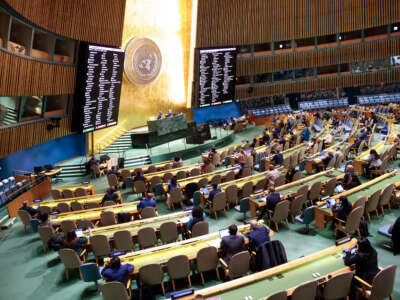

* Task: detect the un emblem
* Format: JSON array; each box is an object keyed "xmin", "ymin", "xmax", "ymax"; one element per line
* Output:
[{"xmin": 124, "ymin": 37, "xmax": 162, "ymax": 86}]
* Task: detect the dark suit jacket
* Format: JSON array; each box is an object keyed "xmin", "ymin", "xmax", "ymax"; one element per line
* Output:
[
  {"xmin": 391, "ymin": 216, "xmax": 400, "ymax": 254},
  {"xmin": 267, "ymin": 193, "xmax": 281, "ymax": 212},
  {"xmin": 133, "ymin": 174, "xmax": 146, "ymax": 182},
  {"xmin": 271, "ymin": 153, "xmax": 283, "ymax": 165},
  {"xmin": 255, "ymin": 240, "xmax": 287, "ymax": 271},
  {"xmin": 209, "ymin": 188, "xmax": 221, "ymax": 202},
  {"xmin": 344, "ymin": 250, "xmax": 379, "ymax": 284},
  {"xmin": 247, "ymin": 227, "xmax": 270, "ymax": 251},
  {"xmin": 220, "ymin": 235, "xmax": 245, "ymax": 263}
]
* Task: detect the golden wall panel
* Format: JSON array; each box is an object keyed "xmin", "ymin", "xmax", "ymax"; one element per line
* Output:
[{"xmin": 92, "ymin": 0, "xmax": 193, "ymax": 153}]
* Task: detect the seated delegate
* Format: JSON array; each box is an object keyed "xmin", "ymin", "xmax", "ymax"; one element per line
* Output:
[
  {"xmin": 101, "ymin": 256, "xmax": 134, "ymax": 286},
  {"xmin": 247, "ymin": 220, "xmax": 270, "ymax": 251}
]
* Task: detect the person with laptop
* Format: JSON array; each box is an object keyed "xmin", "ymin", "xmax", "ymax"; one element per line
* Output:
[
  {"xmin": 270, "ymin": 149, "xmax": 283, "ymax": 166},
  {"xmin": 101, "ymin": 256, "xmax": 134, "ymax": 286},
  {"xmin": 247, "ymin": 220, "xmax": 270, "ymax": 251},
  {"xmin": 101, "ymin": 187, "xmax": 119, "ymax": 205},
  {"xmin": 138, "ymin": 192, "xmax": 157, "ymax": 210},
  {"xmin": 208, "ymin": 183, "xmax": 221, "ymax": 202},
  {"xmin": 63, "ymin": 230, "xmax": 87, "ymax": 256},
  {"xmin": 220, "ymin": 224, "xmax": 245, "ymax": 263},
  {"xmin": 266, "ymin": 187, "xmax": 281, "ymax": 212},
  {"xmin": 341, "ymin": 164, "xmax": 361, "ymax": 190},
  {"xmin": 331, "ymin": 196, "xmax": 353, "ymax": 232},
  {"xmin": 133, "ymin": 171, "xmax": 146, "ymax": 182},
  {"xmin": 187, "ymin": 206, "xmax": 205, "ymax": 231}
]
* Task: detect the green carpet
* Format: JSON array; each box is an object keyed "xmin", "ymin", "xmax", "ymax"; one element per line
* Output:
[{"xmin": 1, "ymin": 126, "xmax": 399, "ymax": 300}]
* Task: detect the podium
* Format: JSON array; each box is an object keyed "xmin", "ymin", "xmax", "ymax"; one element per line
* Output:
[{"xmin": 131, "ymin": 114, "xmax": 190, "ymax": 148}]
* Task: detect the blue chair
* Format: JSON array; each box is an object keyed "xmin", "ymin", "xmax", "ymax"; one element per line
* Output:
[
  {"xmin": 0, "ymin": 192, "xmax": 7, "ymax": 205},
  {"xmin": 295, "ymin": 206, "xmax": 315, "ymax": 234},
  {"xmin": 8, "ymin": 176, "xmax": 16, "ymax": 186},
  {"xmin": 30, "ymin": 219, "xmax": 40, "ymax": 233},
  {"xmin": 224, "ymin": 156, "xmax": 231, "ymax": 167},
  {"xmin": 2, "ymin": 179, "xmax": 9, "ymax": 189},
  {"xmin": 154, "ymin": 183, "xmax": 165, "ymax": 201},
  {"xmin": 80, "ymin": 263, "xmax": 102, "ymax": 290},
  {"xmin": 378, "ymin": 224, "xmax": 392, "ymax": 238},
  {"xmin": 235, "ymin": 197, "xmax": 250, "ymax": 223}
]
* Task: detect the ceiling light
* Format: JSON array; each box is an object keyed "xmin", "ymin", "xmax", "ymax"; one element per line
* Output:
[
  {"xmin": 394, "ymin": 26, "xmax": 399, "ymax": 31},
  {"xmin": 279, "ymin": 44, "xmax": 283, "ymax": 49}
]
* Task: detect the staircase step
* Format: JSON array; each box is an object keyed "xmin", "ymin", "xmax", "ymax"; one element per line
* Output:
[{"xmin": 0, "ymin": 217, "xmax": 16, "ymax": 230}]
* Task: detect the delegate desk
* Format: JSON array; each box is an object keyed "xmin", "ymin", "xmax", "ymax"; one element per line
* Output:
[
  {"xmin": 353, "ymin": 141, "xmax": 393, "ymax": 175},
  {"xmin": 124, "ymin": 160, "xmax": 175, "ymax": 175},
  {"xmin": 249, "ymin": 170, "xmax": 344, "ymax": 217},
  {"xmin": 49, "ymin": 202, "xmax": 139, "ymax": 225},
  {"xmin": 314, "ymin": 170, "xmax": 400, "ymax": 229},
  {"xmin": 304, "ymin": 140, "xmax": 347, "ymax": 175},
  {"xmin": 115, "ymin": 222, "xmax": 273, "ymax": 274},
  {"xmin": 175, "ymin": 239, "xmax": 357, "ymax": 300},
  {"xmin": 169, "ymin": 166, "xmax": 241, "ymax": 192},
  {"xmin": 33, "ymin": 192, "xmax": 122, "ymax": 210},
  {"xmin": 54, "ymin": 183, "xmax": 95, "ymax": 196},
  {"xmin": 83, "ymin": 211, "xmax": 191, "ymax": 251},
  {"xmin": 145, "ymin": 163, "xmax": 201, "ymax": 182}
]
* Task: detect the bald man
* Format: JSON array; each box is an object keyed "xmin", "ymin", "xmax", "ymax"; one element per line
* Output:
[
  {"xmin": 342, "ymin": 164, "xmax": 361, "ymax": 190},
  {"xmin": 246, "ymin": 220, "xmax": 270, "ymax": 251}
]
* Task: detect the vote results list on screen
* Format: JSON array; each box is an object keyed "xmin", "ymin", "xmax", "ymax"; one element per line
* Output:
[
  {"xmin": 73, "ymin": 44, "xmax": 125, "ymax": 133},
  {"xmin": 198, "ymin": 47, "xmax": 237, "ymax": 107}
]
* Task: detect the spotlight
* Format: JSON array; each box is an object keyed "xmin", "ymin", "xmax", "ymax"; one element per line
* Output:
[
  {"xmin": 338, "ymin": 35, "xmax": 342, "ymax": 40},
  {"xmin": 394, "ymin": 26, "xmax": 399, "ymax": 31},
  {"xmin": 279, "ymin": 44, "xmax": 283, "ymax": 49}
]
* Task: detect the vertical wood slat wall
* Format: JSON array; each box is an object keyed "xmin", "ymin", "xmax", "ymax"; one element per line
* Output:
[
  {"xmin": 0, "ymin": 1, "xmax": 127, "ymax": 158},
  {"xmin": 0, "ymin": 50, "xmax": 76, "ymax": 96},
  {"xmin": 237, "ymin": 39, "xmax": 400, "ymax": 76},
  {"xmin": 4, "ymin": 0, "xmax": 126, "ymax": 46},
  {"xmin": 196, "ymin": 0, "xmax": 400, "ymax": 47},
  {"xmin": 0, "ymin": 101, "xmax": 73, "ymax": 158},
  {"xmin": 195, "ymin": 0, "xmax": 400, "ymax": 102},
  {"xmin": 235, "ymin": 69, "xmax": 400, "ymax": 100}
]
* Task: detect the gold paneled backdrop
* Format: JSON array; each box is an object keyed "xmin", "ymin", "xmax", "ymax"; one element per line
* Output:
[{"xmin": 92, "ymin": 0, "xmax": 193, "ymax": 153}]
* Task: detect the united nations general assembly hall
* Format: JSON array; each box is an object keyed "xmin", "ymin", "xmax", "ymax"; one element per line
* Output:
[{"xmin": 0, "ymin": 1, "xmax": 399, "ymax": 299}]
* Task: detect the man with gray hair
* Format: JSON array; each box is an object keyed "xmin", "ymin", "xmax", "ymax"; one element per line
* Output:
[
  {"xmin": 342, "ymin": 164, "xmax": 361, "ymax": 190},
  {"xmin": 247, "ymin": 220, "xmax": 270, "ymax": 251}
]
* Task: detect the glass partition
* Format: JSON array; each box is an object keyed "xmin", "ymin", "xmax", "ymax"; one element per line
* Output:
[
  {"xmin": 20, "ymin": 96, "xmax": 43, "ymax": 122},
  {"xmin": 0, "ymin": 96, "xmax": 19, "ymax": 126},
  {"xmin": 0, "ymin": 5, "xmax": 76, "ymax": 64},
  {"xmin": 45, "ymin": 95, "xmax": 68, "ymax": 118}
]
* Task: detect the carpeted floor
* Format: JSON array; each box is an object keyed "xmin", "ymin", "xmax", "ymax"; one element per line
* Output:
[{"xmin": 0, "ymin": 126, "xmax": 399, "ymax": 300}]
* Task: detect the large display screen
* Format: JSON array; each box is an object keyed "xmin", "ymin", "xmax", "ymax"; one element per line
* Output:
[
  {"xmin": 197, "ymin": 47, "xmax": 237, "ymax": 107},
  {"xmin": 72, "ymin": 43, "xmax": 125, "ymax": 133}
]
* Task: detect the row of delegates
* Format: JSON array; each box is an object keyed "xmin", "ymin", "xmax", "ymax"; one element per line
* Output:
[{"xmin": 220, "ymin": 221, "xmax": 270, "ymax": 263}]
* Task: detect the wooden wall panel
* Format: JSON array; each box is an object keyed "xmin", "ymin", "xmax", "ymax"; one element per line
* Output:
[
  {"xmin": 236, "ymin": 39, "xmax": 400, "ymax": 76},
  {"xmin": 0, "ymin": 105, "xmax": 73, "ymax": 158},
  {"xmin": 4, "ymin": 0, "xmax": 126, "ymax": 46},
  {"xmin": 235, "ymin": 69, "xmax": 400, "ymax": 99},
  {"xmin": 196, "ymin": 0, "xmax": 400, "ymax": 48},
  {"xmin": 0, "ymin": 50, "xmax": 76, "ymax": 96}
]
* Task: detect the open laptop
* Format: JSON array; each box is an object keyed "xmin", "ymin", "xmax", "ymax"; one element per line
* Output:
[
  {"xmin": 75, "ymin": 228, "xmax": 84, "ymax": 238},
  {"xmin": 219, "ymin": 227, "xmax": 230, "ymax": 238},
  {"xmin": 335, "ymin": 184, "xmax": 344, "ymax": 193}
]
